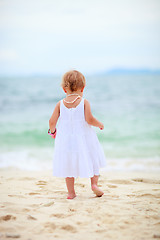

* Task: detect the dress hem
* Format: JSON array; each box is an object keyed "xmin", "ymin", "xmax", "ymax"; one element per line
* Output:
[{"xmin": 52, "ymin": 174, "xmax": 100, "ymax": 178}]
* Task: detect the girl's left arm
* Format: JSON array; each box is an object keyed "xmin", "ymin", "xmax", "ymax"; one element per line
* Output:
[{"xmin": 49, "ymin": 101, "xmax": 60, "ymax": 133}]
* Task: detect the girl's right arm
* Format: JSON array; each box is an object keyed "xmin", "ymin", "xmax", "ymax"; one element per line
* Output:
[
  {"xmin": 49, "ymin": 101, "xmax": 60, "ymax": 133},
  {"xmin": 84, "ymin": 99, "xmax": 104, "ymax": 130}
]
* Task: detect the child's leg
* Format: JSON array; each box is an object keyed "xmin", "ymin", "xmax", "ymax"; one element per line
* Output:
[
  {"xmin": 91, "ymin": 175, "xmax": 104, "ymax": 197},
  {"xmin": 65, "ymin": 177, "xmax": 76, "ymax": 199}
]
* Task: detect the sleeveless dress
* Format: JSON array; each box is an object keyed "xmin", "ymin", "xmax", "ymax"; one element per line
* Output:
[{"xmin": 53, "ymin": 98, "xmax": 106, "ymax": 178}]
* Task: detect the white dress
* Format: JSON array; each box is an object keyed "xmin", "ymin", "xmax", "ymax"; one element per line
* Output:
[{"xmin": 53, "ymin": 98, "xmax": 106, "ymax": 178}]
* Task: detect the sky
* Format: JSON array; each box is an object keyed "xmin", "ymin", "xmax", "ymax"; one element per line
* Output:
[{"xmin": 0, "ymin": 0, "xmax": 160, "ymax": 76}]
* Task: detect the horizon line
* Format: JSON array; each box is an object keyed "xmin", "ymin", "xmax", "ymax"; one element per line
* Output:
[{"xmin": 0, "ymin": 68, "xmax": 160, "ymax": 78}]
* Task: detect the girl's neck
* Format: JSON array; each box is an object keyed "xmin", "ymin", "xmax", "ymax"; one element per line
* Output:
[
  {"xmin": 67, "ymin": 93, "xmax": 79, "ymax": 97},
  {"xmin": 66, "ymin": 91, "xmax": 83, "ymax": 97},
  {"xmin": 64, "ymin": 91, "xmax": 83, "ymax": 104}
]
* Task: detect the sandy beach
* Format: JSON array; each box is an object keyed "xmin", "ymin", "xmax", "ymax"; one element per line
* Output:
[{"xmin": 0, "ymin": 169, "xmax": 160, "ymax": 240}]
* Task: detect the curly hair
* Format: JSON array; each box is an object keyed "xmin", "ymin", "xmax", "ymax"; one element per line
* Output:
[{"xmin": 61, "ymin": 70, "xmax": 86, "ymax": 92}]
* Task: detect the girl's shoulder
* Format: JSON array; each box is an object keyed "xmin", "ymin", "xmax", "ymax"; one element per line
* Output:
[
  {"xmin": 56, "ymin": 100, "xmax": 61, "ymax": 107},
  {"xmin": 84, "ymin": 98, "xmax": 91, "ymax": 107}
]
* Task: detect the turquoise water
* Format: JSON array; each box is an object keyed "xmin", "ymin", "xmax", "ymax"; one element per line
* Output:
[{"xmin": 0, "ymin": 74, "xmax": 160, "ymax": 171}]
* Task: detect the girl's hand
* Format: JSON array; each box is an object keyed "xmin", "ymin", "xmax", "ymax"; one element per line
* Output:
[
  {"xmin": 51, "ymin": 131, "xmax": 56, "ymax": 139},
  {"xmin": 99, "ymin": 123, "xmax": 104, "ymax": 130},
  {"xmin": 48, "ymin": 129, "xmax": 57, "ymax": 139}
]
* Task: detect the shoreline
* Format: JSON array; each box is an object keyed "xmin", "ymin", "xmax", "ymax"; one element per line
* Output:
[{"xmin": 0, "ymin": 168, "xmax": 160, "ymax": 240}]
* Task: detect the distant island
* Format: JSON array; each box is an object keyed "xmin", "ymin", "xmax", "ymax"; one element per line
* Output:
[{"xmin": 96, "ymin": 68, "xmax": 160, "ymax": 75}]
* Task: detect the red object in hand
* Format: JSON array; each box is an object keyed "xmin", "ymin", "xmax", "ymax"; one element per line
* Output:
[{"xmin": 48, "ymin": 129, "xmax": 57, "ymax": 139}]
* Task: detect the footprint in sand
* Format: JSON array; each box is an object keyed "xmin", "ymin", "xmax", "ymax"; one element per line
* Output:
[
  {"xmin": 132, "ymin": 178, "xmax": 160, "ymax": 184},
  {"xmin": 44, "ymin": 222, "xmax": 56, "ymax": 233},
  {"xmin": 5, "ymin": 233, "xmax": 20, "ymax": 238},
  {"xmin": 28, "ymin": 192, "xmax": 40, "ymax": 196},
  {"xmin": 29, "ymin": 204, "xmax": 42, "ymax": 208},
  {"xmin": 8, "ymin": 194, "xmax": 25, "ymax": 198},
  {"xmin": 109, "ymin": 194, "xmax": 119, "ymax": 198},
  {"xmin": 107, "ymin": 184, "xmax": 117, "ymax": 188},
  {"xmin": 61, "ymin": 224, "xmax": 77, "ymax": 233},
  {"xmin": 76, "ymin": 221, "xmax": 84, "ymax": 226},
  {"xmin": 137, "ymin": 193, "xmax": 160, "ymax": 198},
  {"xmin": 23, "ymin": 208, "xmax": 31, "ymax": 212},
  {"xmin": 69, "ymin": 208, "xmax": 77, "ymax": 212},
  {"xmin": 108, "ymin": 179, "xmax": 133, "ymax": 185},
  {"xmin": 127, "ymin": 193, "xmax": 160, "ymax": 198},
  {"xmin": 153, "ymin": 234, "xmax": 160, "ymax": 238},
  {"xmin": 50, "ymin": 213, "xmax": 67, "ymax": 218},
  {"xmin": 43, "ymin": 201, "xmax": 54, "ymax": 207},
  {"xmin": 27, "ymin": 215, "xmax": 37, "ymax": 220},
  {"xmin": 36, "ymin": 180, "xmax": 47, "ymax": 186},
  {"xmin": 0, "ymin": 215, "xmax": 16, "ymax": 221},
  {"xmin": 150, "ymin": 215, "xmax": 160, "ymax": 220},
  {"xmin": 133, "ymin": 189, "xmax": 160, "ymax": 195},
  {"xmin": 154, "ymin": 221, "xmax": 160, "ymax": 226}
]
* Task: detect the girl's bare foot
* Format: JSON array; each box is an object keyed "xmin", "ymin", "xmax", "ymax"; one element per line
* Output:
[
  {"xmin": 67, "ymin": 193, "xmax": 76, "ymax": 199},
  {"xmin": 91, "ymin": 184, "xmax": 104, "ymax": 197}
]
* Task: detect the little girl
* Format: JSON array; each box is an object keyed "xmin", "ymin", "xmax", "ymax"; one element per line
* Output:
[{"xmin": 49, "ymin": 70, "xmax": 106, "ymax": 199}]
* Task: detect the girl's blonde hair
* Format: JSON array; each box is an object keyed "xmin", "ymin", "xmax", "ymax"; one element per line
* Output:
[{"xmin": 61, "ymin": 70, "xmax": 86, "ymax": 92}]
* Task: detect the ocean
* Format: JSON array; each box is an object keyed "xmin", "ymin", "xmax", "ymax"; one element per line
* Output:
[{"xmin": 0, "ymin": 74, "xmax": 160, "ymax": 171}]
